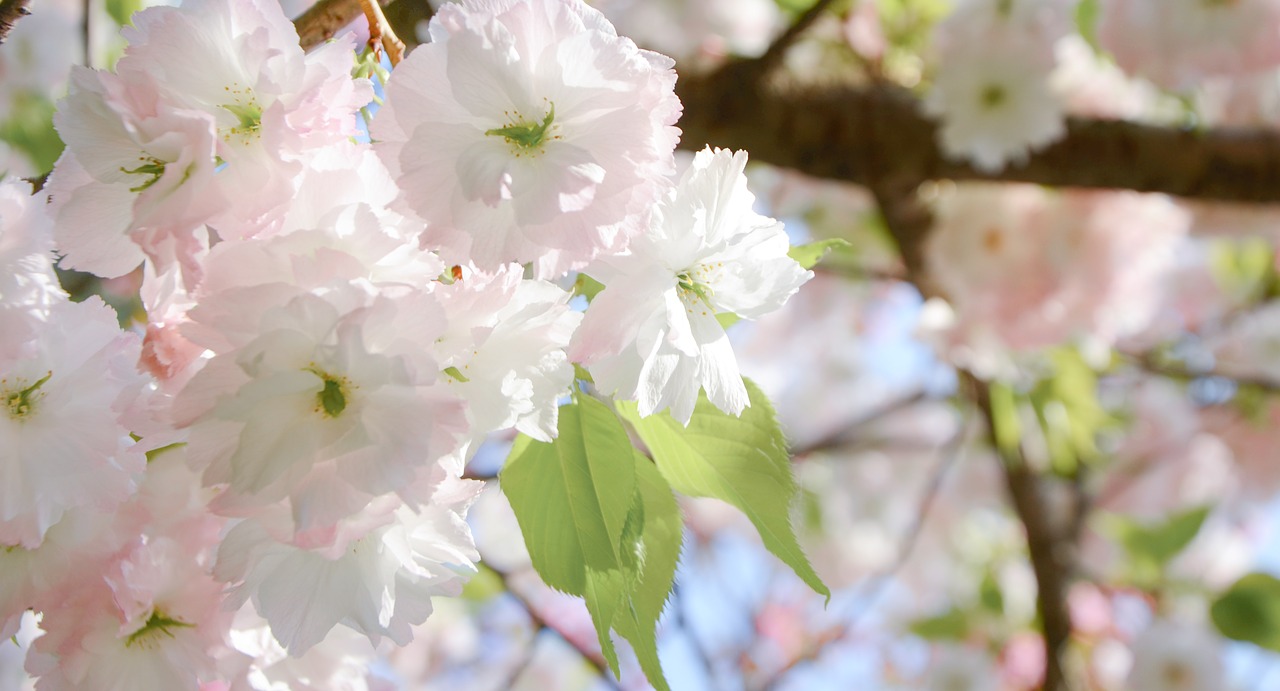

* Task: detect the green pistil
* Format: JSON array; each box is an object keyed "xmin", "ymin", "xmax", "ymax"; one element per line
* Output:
[
  {"xmin": 676, "ymin": 271, "xmax": 714, "ymax": 305},
  {"xmin": 306, "ymin": 367, "xmax": 349, "ymax": 418},
  {"xmin": 5, "ymin": 371, "xmax": 51, "ymax": 419},
  {"xmin": 443, "ymin": 366, "xmax": 470, "ymax": 383},
  {"xmin": 125, "ymin": 611, "xmax": 194, "ymax": 649},
  {"xmin": 224, "ymin": 102, "xmax": 263, "ymax": 135},
  {"xmin": 486, "ymin": 103, "xmax": 556, "ymax": 150},
  {"xmin": 120, "ymin": 158, "xmax": 166, "ymax": 193},
  {"xmin": 980, "ymin": 84, "xmax": 1007, "ymax": 109}
]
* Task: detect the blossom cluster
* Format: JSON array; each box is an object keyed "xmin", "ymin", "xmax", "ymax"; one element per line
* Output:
[
  {"xmin": 924, "ymin": 0, "xmax": 1280, "ymax": 171},
  {"xmin": 0, "ymin": 0, "xmax": 811, "ymax": 687}
]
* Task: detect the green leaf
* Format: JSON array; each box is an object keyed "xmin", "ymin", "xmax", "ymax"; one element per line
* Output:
[
  {"xmin": 788, "ymin": 238, "xmax": 852, "ymax": 270},
  {"xmin": 106, "ymin": 0, "xmax": 145, "ymax": 26},
  {"xmin": 979, "ymin": 572, "xmax": 1004, "ymax": 615},
  {"xmin": 715, "ymin": 312, "xmax": 741, "ymax": 330},
  {"xmin": 1114, "ymin": 506, "xmax": 1210, "ymax": 567},
  {"xmin": 612, "ymin": 457, "xmax": 682, "ymax": 691},
  {"xmin": 909, "ymin": 607, "xmax": 969, "ymax": 641},
  {"xmin": 583, "ymin": 566, "xmax": 628, "ymax": 675},
  {"xmin": 461, "ymin": 563, "xmax": 505, "ymax": 602},
  {"xmin": 1101, "ymin": 505, "xmax": 1211, "ymax": 586},
  {"xmin": 573, "ymin": 273, "xmax": 606, "ymax": 301},
  {"xmin": 618, "ymin": 379, "xmax": 830, "ymax": 601},
  {"xmin": 1212, "ymin": 572, "xmax": 1280, "ymax": 651},
  {"xmin": 1075, "ymin": 0, "xmax": 1100, "ymax": 50},
  {"xmin": 0, "ymin": 95, "xmax": 63, "ymax": 175},
  {"xmin": 987, "ymin": 380, "xmax": 1022, "ymax": 458},
  {"xmin": 500, "ymin": 395, "xmax": 638, "ymax": 593}
]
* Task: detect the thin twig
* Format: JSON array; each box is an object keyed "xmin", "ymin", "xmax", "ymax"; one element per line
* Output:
[
  {"xmin": 1122, "ymin": 350, "xmax": 1280, "ymax": 393},
  {"xmin": 791, "ymin": 390, "xmax": 928, "ymax": 457},
  {"xmin": 0, "ymin": 0, "xmax": 30, "ymax": 45},
  {"xmin": 487, "ymin": 563, "xmax": 623, "ymax": 690},
  {"xmin": 842, "ymin": 413, "xmax": 969, "ymax": 625},
  {"xmin": 358, "ymin": 0, "xmax": 405, "ymax": 66},
  {"xmin": 962, "ymin": 371, "xmax": 1074, "ymax": 691},
  {"xmin": 756, "ymin": 0, "xmax": 840, "ymax": 73}
]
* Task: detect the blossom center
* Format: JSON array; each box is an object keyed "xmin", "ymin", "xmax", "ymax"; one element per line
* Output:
[
  {"xmin": 120, "ymin": 155, "xmax": 168, "ymax": 193},
  {"xmin": 676, "ymin": 262, "xmax": 725, "ymax": 314},
  {"xmin": 125, "ymin": 609, "xmax": 194, "ymax": 650},
  {"xmin": 222, "ymin": 84, "xmax": 264, "ymax": 143},
  {"xmin": 305, "ymin": 366, "xmax": 351, "ymax": 418},
  {"xmin": 979, "ymin": 84, "xmax": 1008, "ymax": 110},
  {"xmin": 4, "ymin": 371, "xmax": 51, "ymax": 419},
  {"xmin": 486, "ymin": 102, "xmax": 557, "ymax": 155}
]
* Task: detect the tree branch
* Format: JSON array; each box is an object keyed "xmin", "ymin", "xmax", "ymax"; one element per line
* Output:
[
  {"xmin": 961, "ymin": 372, "xmax": 1075, "ymax": 691},
  {"xmin": 358, "ymin": 0, "xmax": 405, "ymax": 66},
  {"xmin": 676, "ymin": 69, "xmax": 1280, "ymax": 205},
  {"xmin": 0, "ymin": 0, "xmax": 31, "ymax": 44},
  {"xmin": 757, "ymin": 0, "xmax": 839, "ymax": 73},
  {"xmin": 382, "ymin": 0, "xmax": 434, "ymax": 53},
  {"xmin": 295, "ymin": 0, "xmax": 369, "ymax": 51},
  {"xmin": 486, "ymin": 563, "xmax": 622, "ymax": 690}
]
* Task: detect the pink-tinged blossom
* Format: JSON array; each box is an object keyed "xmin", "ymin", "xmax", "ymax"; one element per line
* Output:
[
  {"xmin": 594, "ymin": 0, "xmax": 783, "ymax": 66},
  {"xmin": 0, "ymin": 298, "xmax": 145, "ymax": 549},
  {"xmin": 571, "ymin": 148, "xmax": 811, "ymax": 423},
  {"xmin": 1051, "ymin": 35, "xmax": 1161, "ymax": 120},
  {"xmin": 924, "ymin": 184, "xmax": 1189, "ymax": 364},
  {"xmin": 0, "ymin": 179, "xmax": 64, "ymax": 315},
  {"xmin": 215, "ymin": 469, "xmax": 483, "ymax": 656},
  {"xmin": 114, "ymin": 0, "xmax": 372, "ymax": 239},
  {"xmin": 175, "ymin": 283, "xmax": 467, "ymax": 518},
  {"xmin": 372, "ymin": 0, "xmax": 681, "ymax": 277},
  {"xmin": 49, "ymin": 68, "xmax": 223, "ymax": 280},
  {"xmin": 25, "ymin": 537, "xmax": 239, "ymax": 691},
  {"xmin": 1126, "ymin": 620, "xmax": 1225, "ymax": 691},
  {"xmin": 433, "ymin": 265, "xmax": 580, "ymax": 455},
  {"xmin": 0, "ymin": 508, "xmax": 122, "ymax": 639},
  {"xmin": 229, "ymin": 608, "xmax": 381, "ymax": 691},
  {"xmin": 933, "ymin": 0, "xmax": 1071, "ymax": 61},
  {"xmin": 1099, "ymin": 0, "xmax": 1280, "ymax": 91}
]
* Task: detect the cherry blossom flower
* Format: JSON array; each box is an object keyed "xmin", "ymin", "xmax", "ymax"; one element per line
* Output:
[
  {"xmin": 1126, "ymin": 620, "xmax": 1225, "ymax": 691},
  {"xmin": 925, "ymin": 42, "xmax": 1065, "ymax": 173},
  {"xmin": 0, "ymin": 298, "xmax": 145, "ymax": 549},
  {"xmin": 0, "ymin": 178, "xmax": 63, "ymax": 315},
  {"xmin": 215, "ymin": 468, "xmax": 483, "ymax": 655},
  {"xmin": 175, "ymin": 284, "xmax": 467, "ymax": 513},
  {"xmin": 372, "ymin": 0, "xmax": 681, "ymax": 276},
  {"xmin": 572, "ymin": 147, "xmax": 810, "ymax": 423},
  {"xmin": 1100, "ymin": 0, "xmax": 1280, "ymax": 91},
  {"xmin": 48, "ymin": 68, "xmax": 224, "ymax": 279},
  {"xmin": 432, "ymin": 264, "xmax": 580, "ymax": 457}
]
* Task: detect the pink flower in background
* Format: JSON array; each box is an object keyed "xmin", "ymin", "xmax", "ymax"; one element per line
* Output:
[{"xmin": 1100, "ymin": 0, "xmax": 1280, "ymax": 91}]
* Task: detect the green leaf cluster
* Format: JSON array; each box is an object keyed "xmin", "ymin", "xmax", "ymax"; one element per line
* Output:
[
  {"xmin": 988, "ymin": 348, "xmax": 1111, "ymax": 475},
  {"xmin": 500, "ymin": 380, "xmax": 827, "ymax": 689},
  {"xmin": 1210, "ymin": 237, "xmax": 1279, "ymax": 303}
]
